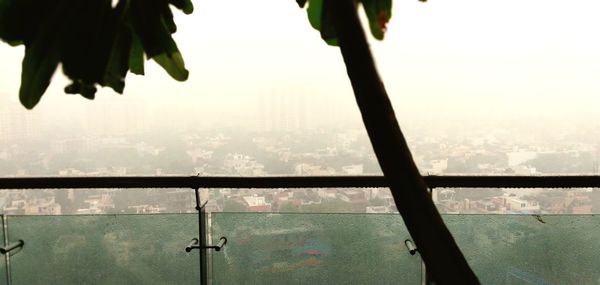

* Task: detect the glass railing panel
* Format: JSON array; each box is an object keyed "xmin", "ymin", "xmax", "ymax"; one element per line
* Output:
[
  {"xmin": 435, "ymin": 188, "xmax": 600, "ymax": 214},
  {"xmin": 444, "ymin": 214, "xmax": 600, "ymax": 284},
  {"xmin": 210, "ymin": 213, "xmax": 421, "ymax": 284},
  {"xmin": 0, "ymin": 188, "xmax": 197, "ymax": 215},
  {"xmin": 0, "ymin": 216, "xmax": 6, "ymax": 284},
  {"xmin": 6, "ymin": 214, "xmax": 199, "ymax": 285}
]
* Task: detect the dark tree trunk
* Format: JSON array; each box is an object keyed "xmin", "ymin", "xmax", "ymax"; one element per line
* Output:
[{"xmin": 326, "ymin": 1, "xmax": 479, "ymax": 284}]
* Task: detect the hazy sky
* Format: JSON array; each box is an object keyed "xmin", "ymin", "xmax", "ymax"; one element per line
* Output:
[{"xmin": 0, "ymin": 0, "xmax": 599, "ymax": 128}]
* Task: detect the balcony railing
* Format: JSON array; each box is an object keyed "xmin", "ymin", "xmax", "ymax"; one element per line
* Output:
[
  {"xmin": 0, "ymin": 175, "xmax": 598, "ymax": 285},
  {"xmin": 2, "ymin": 175, "xmax": 600, "ymax": 189}
]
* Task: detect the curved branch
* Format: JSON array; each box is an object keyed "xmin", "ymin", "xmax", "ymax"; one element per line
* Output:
[{"xmin": 326, "ymin": 0, "xmax": 479, "ymax": 283}]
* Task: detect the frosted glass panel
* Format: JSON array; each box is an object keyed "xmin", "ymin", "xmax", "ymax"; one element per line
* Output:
[
  {"xmin": 210, "ymin": 213, "xmax": 421, "ymax": 284},
  {"xmin": 0, "ymin": 216, "xmax": 6, "ymax": 284},
  {"xmin": 7, "ymin": 214, "xmax": 199, "ymax": 285},
  {"xmin": 445, "ymin": 215, "xmax": 600, "ymax": 284}
]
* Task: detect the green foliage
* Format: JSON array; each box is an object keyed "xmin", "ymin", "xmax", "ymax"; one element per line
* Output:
[
  {"xmin": 0, "ymin": 0, "xmax": 397, "ymax": 109},
  {"xmin": 307, "ymin": 0, "xmax": 337, "ymax": 46},
  {"xmin": 0, "ymin": 0, "xmax": 193, "ymax": 109},
  {"xmin": 301, "ymin": 0, "xmax": 393, "ymax": 45},
  {"xmin": 362, "ymin": 0, "xmax": 392, "ymax": 40}
]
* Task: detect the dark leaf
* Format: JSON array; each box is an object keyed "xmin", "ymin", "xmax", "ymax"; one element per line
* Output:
[
  {"xmin": 64, "ymin": 81, "xmax": 97, "ymax": 100},
  {"xmin": 306, "ymin": 0, "xmax": 338, "ymax": 46},
  {"xmin": 102, "ymin": 0, "xmax": 133, "ymax": 93},
  {"xmin": 320, "ymin": 2, "xmax": 337, "ymax": 45},
  {"xmin": 20, "ymin": 43, "xmax": 60, "ymax": 109},
  {"xmin": 129, "ymin": 0, "xmax": 176, "ymax": 57},
  {"xmin": 296, "ymin": 0, "xmax": 307, "ymax": 8},
  {"xmin": 64, "ymin": 81, "xmax": 81, "ymax": 94},
  {"xmin": 153, "ymin": 51, "xmax": 189, "ymax": 81},
  {"xmin": 1, "ymin": 0, "xmax": 191, "ymax": 108},
  {"xmin": 307, "ymin": 0, "xmax": 322, "ymax": 31},
  {"xmin": 168, "ymin": 0, "xmax": 193, "ymax": 14},
  {"xmin": 19, "ymin": 2, "xmax": 63, "ymax": 109},
  {"xmin": 161, "ymin": 3, "xmax": 177, "ymax": 34},
  {"xmin": 79, "ymin": 83, "xmax": 98, "ymax": 100},
  {"xmin": 360, "ymin": 0, "xmax": 392, "ymax": 40},
  {"xmin": 60, "ymin": 1, "xmax": 113, "ymax": 84},
  {"xmin": 0, "ymin": 0, "xmax": 57, "ymax": 45},
  {"xmin": 129, "ymin": 0, "xmax": 188, "ymax": 81},
  {"xmin": 128, "ymin": 34, "xmax": 145, "ymax": 75},
  {"xmin": 103, "ymin": 30, "xmax": 132, "ymax": 93}
]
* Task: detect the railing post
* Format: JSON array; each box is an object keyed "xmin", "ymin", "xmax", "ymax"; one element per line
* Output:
[
  {"xmin": 194, "ymin": 188, "xmax": 208, "ymax": 285},
  {"xmin": 3, "ymin": 215, "xmax": 11, "ymax": 285}
]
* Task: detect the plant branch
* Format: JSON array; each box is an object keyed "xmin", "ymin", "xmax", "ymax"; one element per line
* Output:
[{"xmin": 326, "ymin": 0, "xmax": 479, "ymax": 283}]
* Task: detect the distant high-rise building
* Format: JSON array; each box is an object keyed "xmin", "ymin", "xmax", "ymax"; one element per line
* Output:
[
  {"xmin": 0, "ymin": 94, "xmax": 41, "ymax": 142},
  {"xmin": 84, "ymin": 99, "xmax": 149, "ymax": 136},
  {"xmin": 256, "ymin": 88, "xmax": 356, "ymax": 132},
  {"xmin": 258, "ymin": 90, "xmax": 309, "ymax": 132}
]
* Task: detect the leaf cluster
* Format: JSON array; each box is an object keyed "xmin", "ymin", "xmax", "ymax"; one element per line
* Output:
[
  {"xmin": 297, "ymin": 0, "xmax": 393, "ymax": 45},
  {"xmin": 0, "ymin": 0, "xmax": 193, "ymax": 109}
]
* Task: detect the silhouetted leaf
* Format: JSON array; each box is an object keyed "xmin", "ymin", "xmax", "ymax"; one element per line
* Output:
[
  {"xmin": 60, "ymin": 1, "xmax": 113, "ymax": 88},
  {"xmin": 129, "ymin": 34, "xmax": 145, "ymax": 75},
  {"xmin": 153, "ymin": 51, "xmax": 189, "ymax": 81},
  {"xmin": 307, "ymin": 0, "xmax": 322, "ymax": 31},
  {"xmin": 129, "ymin": 0, "xmax": 189, "ymax": 81},
  {"xmin": 103, "ymin": 30, "xmax": 132, "ymax": 94},
  {"xmin": 20, "ymin": 44, "xmax": 60, "ymax": 109},
  {"xmin": 161, "ymin": 3, "xmax": 177, "ymax": 34},
  {"xmin": 0, "ymin": 0, "xmax": 192, "ymax": 108},
  {"xmin": 320, "ymin": 4, "xmax": 337, "ymax": 46},
  {"xmin": 129, "ymin": 0, "xmax": 175, "ymax": 57},
  {"xmin": 306, "ymin": 0, "xmax": 338, "ymax": 46},
  {"xmin": 300, "ymin": 0, "xmax": 393, "ymax": 44},
  {"xmin": 65, "ymin": 81, "xmax": 97, "ymax": 99},
  {"xmin": 102, "ymin": 0, "xmax": 132, "ymax": 94},
  {"xmin": 168, "ymin": 0, "xmax": 193, "ymax": 14},
  {"xmin": 0, "ymin": 0, "xmax": 17, "ymax": 45},
  {"xmin": 19, "ymin": 3, "xmax": 63, "ymax": 109},
  {"xmin": 296, "ymin": 0, "xmax": 307, "ymax": 8},
  {"xmin": 361, "ymin": 0, "xmax": 392, "ymax": 40}
]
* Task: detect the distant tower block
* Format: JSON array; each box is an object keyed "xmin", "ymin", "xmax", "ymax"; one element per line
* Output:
[
  {"xmin": 0, "ymin": 95, "xmax": 40, "ymax": 142},
  {"xmin": 258, "ymin": 90, "xmax": 309, "ymax": 132}
]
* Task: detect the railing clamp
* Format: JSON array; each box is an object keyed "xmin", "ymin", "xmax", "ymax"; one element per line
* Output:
[
  {"xmin": 185, "ymin": 238, "xmax": 200, "ymax": 252},
  {"xmin": 405, "ymin": 239, "xmax": 418, "ymax": 255},
  {"xmin": 185, "ymin": 237, "xmax": 227, "ymax": 252},
  {"xmin": 205, "ymin": 237, "xmax": 227, "ymax": 251},
  {"xmin": 0, "ymin": 240, "xmax": 24, "ymax": 255}
]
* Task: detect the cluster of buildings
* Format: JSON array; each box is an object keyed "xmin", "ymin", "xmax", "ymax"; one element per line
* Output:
[
  {"xmin": 433, "ymin": 188, "xmax": 594, "ymax": 214},
  {"xmin": 202, "ymin": 187, "xmax": 393, "ymax": 214},
  {"xmin": 0, "ymin": 191, "xmax": 114, "ymax": 215},
  {"xmin": 1, "ymin": 100, "xmax": 600, "ymax": 215}
]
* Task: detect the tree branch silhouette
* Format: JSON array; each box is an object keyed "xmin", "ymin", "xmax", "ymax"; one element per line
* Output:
[{"xmin": 324, "ymin": 0, "xmax": 478, "ymax": 283}]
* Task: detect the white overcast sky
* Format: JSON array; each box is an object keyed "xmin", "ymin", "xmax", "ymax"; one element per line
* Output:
[{"xmin": 0, "ymin": 0, "xmax": 599, "ymax": 127}]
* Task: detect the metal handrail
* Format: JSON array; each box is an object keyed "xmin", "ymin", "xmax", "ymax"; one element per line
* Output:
[{"xmin": 0, "ymin": 175, "xmax": 600, "ymax": 189}]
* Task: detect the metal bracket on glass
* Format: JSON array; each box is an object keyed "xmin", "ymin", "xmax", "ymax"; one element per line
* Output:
[
  {"xmin": 405, "ymin": 239, "xmax": 418, "ymax": 255},
  {"xmin": 185, "ymin": 238, "xmax": 200, "ymax": 252},
  {"xmin": 204, "ymin": 236, "xmax": 227, "ymax": 251},
  {"xmin": 185, "ymin": 236, "xmax": 227, "ymax": 253},
  {"xmin": 0, "ymin": 240, "xmax": 24, "ymax": 255}
]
